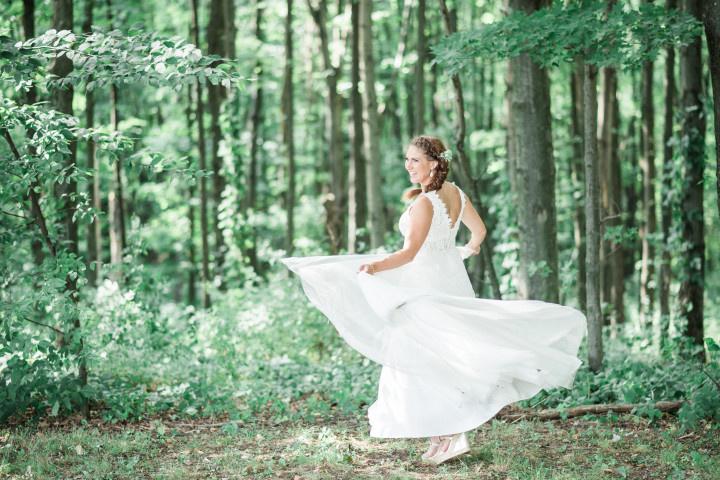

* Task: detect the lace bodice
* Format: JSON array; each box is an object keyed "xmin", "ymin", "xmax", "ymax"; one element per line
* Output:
[{"xmin": 398, "ymin": 181, "xmax": 467, "ymax": 254}]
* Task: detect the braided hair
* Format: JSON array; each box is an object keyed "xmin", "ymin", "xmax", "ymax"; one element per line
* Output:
[{"xmin": 402, "ymin": 135, "xmax": 450, "ymax": 201}]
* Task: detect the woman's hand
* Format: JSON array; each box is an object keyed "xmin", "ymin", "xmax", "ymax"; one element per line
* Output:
[
  {"xmin": 358, "ymin": 263, "xmax": 378, "ymax": 275},
  {"xmin": 465, "ymin": 242, "xmax": 481, "ymax": 256}
]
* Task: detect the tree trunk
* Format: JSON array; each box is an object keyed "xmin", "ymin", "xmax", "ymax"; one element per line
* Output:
[
  {"xmin": 583, "ymin": 60, "xmax": 603, "ymax": 372},
  {"xmin": 659, "ymin": 0, "xmax": 677, "ymax": 351},
  {"xmin": 283, "ymin": 0, "xmax": 296, "ymax": 257},
  {"xmin": 624, "ymin": 113, "xmax": 640, "ymax": 284},
  {"xmin": 639, "ymin": 9, "xmax": 657, "ymax": 328},
  {"xmin": 206, "ymin": 0, "xmax": 231, "ymax": 282},
  {"xmin": 82, "ymin": 0, "xmax": 100, "ymax": 288},
  {"xmin": 190, "ymin": 0, "xmax": 211, "ymax": 308},
  {"xmin": 185, "ymin": 86, "xmax": 197, "ymax": 306},
  {"xmin": 703, "ymin": 0, "xmax": 720, "ymax": 218},
  {"xmin": 599, "ymin": 66, "xmax": 624, "ymax": 333},
  {"xmin": 678, "ymin": 0, "xmax": 706, "ymax": 358},
  {"xmin": 504, "ymin": 0, "xmax": 559, "ymax": 303},
  {"xmin": 360, "ymin": 0, "xmax": 385, "ymax": 249},
  {"xmin": 348, "ymin": 0, "xmax": 367, "ymax": 253},
  {"xmin": 106, "ymin": 0, "xmax": 126, "ymax": 272},
  {"xmin": 380, "ymin": 0, "xmax": 412, "ymax": 143},
  {"xmin": 243, "ymin": 1, "xmax": 264, "ymax": 275},
  {"xmin": 22, "ymin": 0, "xmax": 44, "ymax": 269},
  {"xmin": 49, "ymin": 0, "xmax": 87, "ymax": 418},
  {"xmin": 415, "ymin": 0, "xmax": 426, "ymax": 134},
  {"xmin": 570, "ymin": 61, "xmax": 587, "ymax": 313},
  {"xmin": 307, "ymin": 0, "xmax": 345, "ymax": 253},
  {"xmin": 439, "ymin": 0, "xmax": 502, "ymax": 300}
]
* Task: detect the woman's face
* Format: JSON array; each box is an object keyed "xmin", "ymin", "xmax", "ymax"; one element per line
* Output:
[{"xmin": 405, "ymin": 145, "xmax": 436, "ymax": 186}]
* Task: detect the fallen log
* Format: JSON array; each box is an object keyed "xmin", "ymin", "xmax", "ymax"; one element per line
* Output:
[{"xmin": 495, "ymin": 400, "xmax": 684, "ymax": 421}]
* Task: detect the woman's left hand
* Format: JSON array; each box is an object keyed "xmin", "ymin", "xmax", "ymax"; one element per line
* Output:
[{"xmin": 358, "ymin": 263, "xmax": 377, "ymax": 275}]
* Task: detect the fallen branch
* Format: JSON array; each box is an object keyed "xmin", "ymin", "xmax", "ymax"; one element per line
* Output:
[{"xmin": 495, "ymin": 400, "xmax": 683, "ymax": 421}]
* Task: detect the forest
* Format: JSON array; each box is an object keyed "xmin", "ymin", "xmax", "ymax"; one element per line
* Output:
[{"xmin": 1, "ymin": 0, "xmax": 719, "ymax": 478}]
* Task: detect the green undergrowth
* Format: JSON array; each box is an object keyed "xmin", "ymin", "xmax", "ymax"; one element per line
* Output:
[{"xmin": 5, "ymin": 267, "xmax": 720, "ymax": 432}]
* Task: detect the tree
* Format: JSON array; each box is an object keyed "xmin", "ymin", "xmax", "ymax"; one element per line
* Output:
[
  {"xmin": 703, "ymin": 1, "xmax": 720, "ymax": 217},
  {"xmin": 307, "ymin": 0, "xmax": 346, "ymax": 253},
  {"xmin": 504, "ymin": 0, "xmax": 559, "ymax": 303},
  {"xmin": 106, "ymin": 0, "xmax": 127, "ymax": 274},
  {"xmin": 207, "ymin": 0, "xmax": 235, "ymax": 281},
  {"xmin": 348, "ymin": 0, "xmax": 367, "ymax": 253},
  {"xmin": 190, "ymin": 0, "xmax": 212, "ymax": 308},
  {"xmin": 659, "ymin": 0, "xmax": 677, "ymax": 350},
  {"xmin": 283, "ymin": 0, "xmax": 296, "ymax": 257},
  {"xmin": 359, "ymin": 0, "xmax": 385, "ymax": 249},
  {"xmin": 639, "ymin": 0, "xmax": 657, "ymax": 328},
  {"xmin": 678, "ymin": 0, "xmax": 706, "ymax": 359}
]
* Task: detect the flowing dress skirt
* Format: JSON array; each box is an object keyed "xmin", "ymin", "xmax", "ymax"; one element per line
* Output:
[{"xmin": 281, "ymin": 249, "xmax": 586, "ymax": 438}]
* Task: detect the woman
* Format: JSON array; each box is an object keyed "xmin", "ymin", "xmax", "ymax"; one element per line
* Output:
[{"xmin": 281, "ymin": 135, "xmax": 586, "ymax": 465}]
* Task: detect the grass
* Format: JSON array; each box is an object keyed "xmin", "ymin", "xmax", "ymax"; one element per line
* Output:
[{"xmin": 1, "ymin": 413, "xmax": 718, "ymax": 479}]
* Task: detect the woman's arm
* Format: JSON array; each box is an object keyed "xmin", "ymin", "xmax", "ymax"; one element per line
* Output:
[
  {"xmin": 461, "ymin": 196, "xmax": 487, "ymax": 255},
  {"xmin": 359, "ymin": 196, "xmax": 433, "ymax": 274}
]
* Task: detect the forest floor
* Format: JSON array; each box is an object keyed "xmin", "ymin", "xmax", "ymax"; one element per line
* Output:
[{"xmin": 1, "ymin": 413, "xmax": 718, "ymax": 479}]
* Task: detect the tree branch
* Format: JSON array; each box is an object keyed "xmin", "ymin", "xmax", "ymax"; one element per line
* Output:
[
  {"xmin": 21, "ymin": 316, "xmax": 66, "ymax": 335},
  {"xmin": 1, "ymin": 128, "xmax": 57, "ymax": 257}
]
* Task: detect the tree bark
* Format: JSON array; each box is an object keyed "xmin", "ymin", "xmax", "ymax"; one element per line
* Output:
[
  {"xmin": 359, "ymin": 0, "xmax": 385, "ymax": 249},
  {"xmin": 659, "ymin": 0, "xmax": 678, "ymax": 350},
  {"xmin": 82, "ymin": 0, "xmax": 100, "ymax": 288},
  {"xmin": 570, "ymin": 61, "xmax": 587, "ymax": 313},
  {"xmin": 599, "ymin": 65, "xmax": 624, "ymax": 333},
  {"xmin": 243, "ymin": 1, "xmax": 264, "ymax": 275},
  {"xmin": 185, "ymin": 86, "xmax": 197, "ymax": 306},
  {"xmin": 639, "ymin": 5, "xmax": 657, "ymax": 328},
  {"xmin": 106, "ymin": 0, "xmax": 126, "ymax": 272},
  {"xmin": 283, "ymin": 0, "xmax": 296, "ymax": 257},
  {"xmin": 190, "ymin": 0, "xmax": 211, "ymax": 308},
  {"xmin": 504, "ymin": 0, "xmax": 559, "ymax": 303},
  {"xmin": 206, "ymin": 0, "xmax": 231, "ymax": 282},
  {"xmin": 348, "ymin": 0, "xmax": 367, "ymax": 253},
  {"xmin": 678, "ymin": 0, "xmax": 706, "ymax": 358},
  {"xmin": 307, "ymin": 0, "xmax": 345, "ymax": 253},
  {"xmin": 49, "ymin": 0, "xmax": 87, "ymax": 418},
  {"xmin": 703, "ymin": 0, "xmax": 720, "ymax": 218},
  {"xmin": 583, "ymin": 61, "xmax": 603, "ymax": 372},
  {"xmin": 22, "ymin": 0, "xmax": 45, "ymax": 269},
  {"xmin": 496, "ymin": 400, "xmax": 683, "ymax": 421}
]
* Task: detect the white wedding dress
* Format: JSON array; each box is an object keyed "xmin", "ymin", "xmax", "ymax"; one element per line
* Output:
[{"xmin": 281, "ymin": 182, "xmax": 587, "ymax": 438}]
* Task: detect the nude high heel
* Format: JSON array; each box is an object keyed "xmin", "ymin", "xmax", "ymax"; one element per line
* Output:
[
  {"xmin": 427, "ymin": 432, "xmax": 470, "ymax": 465},
  {"xmin": 421, "ymin": 436, "xmax": 442, "ymax": 460}
]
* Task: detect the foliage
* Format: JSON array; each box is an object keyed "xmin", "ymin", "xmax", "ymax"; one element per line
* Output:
[
  {"xmin": 1, "ymin": 27, "xmax": 244, "ymax": 92},
  {"xmin": 432, "ymin": 1, "xmax": 703, "ymax": 74}
]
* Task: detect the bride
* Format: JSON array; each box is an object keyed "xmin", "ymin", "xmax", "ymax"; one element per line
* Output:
[{"xmin": 281, "ymin": 135, "xmax": 587, "ymax": 465}]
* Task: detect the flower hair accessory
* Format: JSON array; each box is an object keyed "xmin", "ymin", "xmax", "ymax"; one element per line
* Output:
[{"xmin": 439, "ymin": 149, "xmax": 453, "ymax": 162}]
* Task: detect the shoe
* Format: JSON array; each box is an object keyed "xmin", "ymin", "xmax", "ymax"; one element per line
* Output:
[
  {"xmin": 421, "ymin": 436, "xmax": 442, "ymax": 460},
  {"xmin": 427, "ymin": 432, "xmax": 470, "ymax": 465}
]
